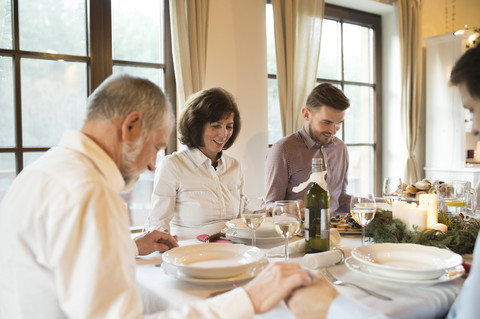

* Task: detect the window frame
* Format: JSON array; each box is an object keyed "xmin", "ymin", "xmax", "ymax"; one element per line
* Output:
[{"xmin": 0, "ymin": 0, "xmax": 176, "ymax": 174}]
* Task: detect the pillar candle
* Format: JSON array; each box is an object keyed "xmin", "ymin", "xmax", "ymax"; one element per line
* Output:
[
  {"xmin": 429, "ymin": 222, "xmax": 448, "ymax": 233},
  {"xmin": 409, "ymin": 207, "xmax": 428, "ymax": 231},
  {"xmin": 419, "ymin": 194, "xmax": 438, "ymax": 225},
  {"xmin": 392, "ymin": 201, "xmax": 415, "ymax": 226}
]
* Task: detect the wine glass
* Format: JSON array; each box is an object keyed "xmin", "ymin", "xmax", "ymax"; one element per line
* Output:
[
  {"xmin": 239, "ymin": 195, "xmax": 266, "ymax": 246},
  {"xmin": 382, "ymin": 177, "xmax": 402, "ymax": 206},
  {"xmin": 350, "ymin": 194, "xmax": 376, "ymax": 246},
  {"xmin": 272, "ymin": 200, "xmax": 302, "ymax": 261}
]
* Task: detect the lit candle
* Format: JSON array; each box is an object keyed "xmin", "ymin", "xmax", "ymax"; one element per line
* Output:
[
  {"xmin": 408, "ymin": 207, "xmax": 428, "ymax": 231},
  {"xmin": 392, "ymin": 201, "xmax": 415, "ymax": 227},
  {"xmin": 419, "ymin": 194, "xmax": 438, "ymax": 225},
  {"xmin": 429, "ymin": 222, "xmax": 448, "ymax": 233}
]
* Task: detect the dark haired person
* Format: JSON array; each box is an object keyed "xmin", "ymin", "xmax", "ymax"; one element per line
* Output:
[
  {"xmin": 264, "ymin": 83, "xmax": 352, "ymax": 214},
  {"xmin": 147, "ymin": 87, "xmax": 244, "ymax": 239}
]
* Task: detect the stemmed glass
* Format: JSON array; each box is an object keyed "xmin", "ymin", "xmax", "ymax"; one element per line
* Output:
[
  {"xmin": 272, "ymin": 200, "xmax": 302, "ymax": 261},
  {"xmin": 239, "ymin": 195, "xmax": 266, "ymax": 247},
  {"xmin": 350, "ymin": 194, "xmax": 376, "ymax": 246},
  {"xmin": 382, "ymin": 177, "xmax": 402, "ymax": 206}
]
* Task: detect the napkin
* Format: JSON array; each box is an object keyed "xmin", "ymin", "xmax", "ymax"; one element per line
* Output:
[
  {"xmin": 302, "ymin": 249, "xmax": 344, "ymax": 269},
  {"xmin": 292, "ymin": 171, "xmax": 328, "ymax": 193},
  {"xmin": 267, "ymin": 229, "xmax": 341, "ymax": 257},
  {"xmin": 196, "ymin": 234, "xmax": 233, "ymax": 243}
]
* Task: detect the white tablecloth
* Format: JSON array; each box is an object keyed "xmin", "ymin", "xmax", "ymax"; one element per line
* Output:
[{"xmin": 136, "ymin": 236, "xmax": 464, "ymax": 318}]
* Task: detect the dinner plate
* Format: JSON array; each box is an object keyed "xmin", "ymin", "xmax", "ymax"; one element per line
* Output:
[
  {"xmin": 351, "ymin": 243, "xmax": 463, "ymax": 280},
  {"xmin": 162, "ymin": 258, "xmax": 268, "ymax": 286},
  {"xmin": 161, "ymin": 243, "xmax": 265, "ymax": 279},
  {"xmin": 345, "ymin": 256, "xmax": 464, "ymax": 286},
  {"xmin": 224, "ymin": 229, "xmax": 284, "ymax": 246},
  {"xmin": 225, "ymin": 217, "xmax": 277, "ymax": 238}
]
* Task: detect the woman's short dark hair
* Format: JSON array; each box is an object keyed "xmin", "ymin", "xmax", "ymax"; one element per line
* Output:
[
  {"xmin": 451, "ymin": 44, "xmax": 480, "ymax": 100},
  {"xmin": 178, "ymin": 87, "xmax": 241, "ymax": 149}
]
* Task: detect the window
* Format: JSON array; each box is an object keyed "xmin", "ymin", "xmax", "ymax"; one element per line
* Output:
[
  {"xmin": 0, "ymin": 0, "xmax": 174, "ymax": 200},
  {"xmin": 266, "ymin": 4, "xmax": 382, "ymax": 195}
]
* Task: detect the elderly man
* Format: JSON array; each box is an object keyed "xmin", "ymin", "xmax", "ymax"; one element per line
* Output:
[
  {"xmin": 264, "ymin": 83, "xmax": 351, "ymax": 215},
  {"xmin": 0, "ymin": 74, "xmax": 313, "ymax": 318}
]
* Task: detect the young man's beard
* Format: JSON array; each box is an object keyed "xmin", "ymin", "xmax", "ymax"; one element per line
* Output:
[
  {"xmin": 120, "ymin": 136, "xmax": 145, "ymax": 193},
  {"xmin": 307, "ymin": 123, "xmax": 332, "ymax": 145}
]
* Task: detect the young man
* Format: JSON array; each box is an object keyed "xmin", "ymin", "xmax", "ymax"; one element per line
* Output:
[
  {"xmin": 0, "ymin": 74, "xmax": 313, "ymax": 318},
  {"xmin": 264, "ymin": 83, "xmax": 351, "ymax": 215}
]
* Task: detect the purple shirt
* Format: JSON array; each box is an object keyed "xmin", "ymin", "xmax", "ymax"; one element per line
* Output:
[{"xmin": 264, "ymin": 126, "xmax": 351, "ymax": 214}]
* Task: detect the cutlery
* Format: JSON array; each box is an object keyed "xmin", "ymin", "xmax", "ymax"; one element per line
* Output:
[{"xmin": 323, "ymin": 268, "xmax": 392, "ymax": 301}]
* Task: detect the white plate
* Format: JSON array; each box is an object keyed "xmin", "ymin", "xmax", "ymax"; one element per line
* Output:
[
  {"xmin": 161, "ymin": 243, "xmax": 265, "ymax": 279},
  {"xmin": 345, "ymin": 256, "xmax": 464, "ymax": 286},
  {"xmin": 351, "ymin": 243, "xmax": 463, "ymax": 280},
  {"xmin": 225, "ymin": 217, "xmax": 277, "ymax": 238},
  {"xmin": 224, "ymin": 230, "xmax": 284, "ymax": 246},
  {"xmin": 162, "ymin": 258, "xmax": 268, "ymax": 286}
]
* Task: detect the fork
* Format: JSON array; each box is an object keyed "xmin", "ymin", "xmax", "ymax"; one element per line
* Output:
[{"xmin": 323, "ymin": 268, "xmax": 392, "ymax": 301}]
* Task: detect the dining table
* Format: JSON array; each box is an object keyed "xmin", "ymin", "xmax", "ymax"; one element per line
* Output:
[{"xmin": 135, "ymin": 233, "xmax": 465, "ymax": 319}]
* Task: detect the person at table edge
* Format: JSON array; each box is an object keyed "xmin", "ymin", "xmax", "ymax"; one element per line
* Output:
[
  {"xmin": 264, "ymin": 83, "xmax": 352, "ymax": 215},
  {"xmin": 0, "ymin": 74, "xmax": 316, "ymax": 318},
  {"xmin": 287, "ymin": 40, "xmax": 480, "ymax": 319},
  {"xmin": 147, "ymin": 88, "xmax": 244, "ymax": 240}
]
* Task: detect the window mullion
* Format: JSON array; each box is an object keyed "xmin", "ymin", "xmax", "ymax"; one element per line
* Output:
[{"xmin": 89, "ymin": 0, "xmax": 113, "ymax": 93}]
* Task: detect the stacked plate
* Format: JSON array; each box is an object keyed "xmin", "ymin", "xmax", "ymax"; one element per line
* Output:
[
  {"xmin": 345, "ymin": 243, "xmax": 465, "ymax": 285},
  {"xmin": 161, "ymin": 243, "xmax": 267, "ymax": 285},
  {"xmin": 224, "ymin": 217, "xmax": 283, "ymax": 245}
]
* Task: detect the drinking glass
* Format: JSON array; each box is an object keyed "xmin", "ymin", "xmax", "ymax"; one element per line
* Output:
[
  {"xmin": 350, "ymin": 194, "xmax": 376, "ymax": 246},
  {"xmin": 272, "ymin": 200, "xmax": 302, "ymax": 261},
  {"xmin": 382, "ymin": 177, "xmax": 402, "ymax": 206},
  {"xmin": 239, "ymin": 195, "xmax": 267, "ymax": 246}
]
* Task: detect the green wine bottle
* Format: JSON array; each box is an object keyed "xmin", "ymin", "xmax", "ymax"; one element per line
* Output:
[{"xmin": 305, "ymin": 157, "xmax": 330, "ymax": 253}]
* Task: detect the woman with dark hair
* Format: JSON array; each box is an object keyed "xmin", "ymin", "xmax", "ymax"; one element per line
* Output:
[{"xmin": 146, "ymin": 87, "xmax": 244, "ymax": 239}]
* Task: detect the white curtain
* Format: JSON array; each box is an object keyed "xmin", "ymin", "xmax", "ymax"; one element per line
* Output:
[
  {"xmin": 397, "ymin": 0, "xmax": 423, "ymax": 184},
  {"xmin": 272, "ymin": 0, "xmax": 325, "ymax": 136},
  {"xmin": 169, "ymin": 0, "xmax": 209, "ymax": 111}
]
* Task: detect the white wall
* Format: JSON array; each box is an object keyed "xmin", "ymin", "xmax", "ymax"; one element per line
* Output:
[{"xmin": 205, "ymin": 0, "xmax": 268, "ymax": 197}]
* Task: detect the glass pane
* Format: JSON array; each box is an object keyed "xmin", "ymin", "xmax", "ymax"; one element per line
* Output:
[
  {"xmin": 0, "ymin": 153, "xmax": 15, "ymax": 201},
  {"xmin": 1, "ymin": 0, "xmax": 12, "ymax": 49},
  {"xmin": 0, "ymin": 55, "xmax": 14, "ymax": 146},
  {"xmin": 347, "ymin": 146, "xmax": 373, "ymax": 194},
  {"xmin": 21, "ymin": 58, "xmax": 87, "ymax": 147},
  {"xmin": 317, "ymin": 19, "xmax": 340, "ymax": 80},
  {"xmin": 113, "ymin": 65, "xmax": 164, "ymax": 89},
  {"xmin": 266, "ymin": 3, "xmax": 276, "ymax": 75},
  {"xmin": 23, "ymin": 152, "xmax": 45, "ymax": 168},
  {"xmin": 112, "ymin": 0, "xmax": 163, "ymax": 63},
  {"xmin": 19, "ymin": 0, "xmax": 86, "ymax": 56},
  {"xmin": 343, "ymin": 23, "xmax": 373, "ymax": 83},
  {"xmin": 268, "ymin": 78, "xmax": 282, "ymax": 144},
  {"xmin": 343, "ymin": 85, "xmax": 373, "ymax": 144}
]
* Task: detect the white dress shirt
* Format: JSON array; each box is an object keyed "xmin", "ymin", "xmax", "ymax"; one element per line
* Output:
[
  {"xmin": 149, "ymin": 148, "xmax": 245, "ymax": 240},
  {"xmin": 0, "ymin": 130, "xmax": 254, "ymax": 319}
]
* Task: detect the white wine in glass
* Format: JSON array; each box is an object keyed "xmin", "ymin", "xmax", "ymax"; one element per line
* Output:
[
  {"xmin": 239, "ymin": 195, "xmax": 266, "ymax": 246},
  {"xmin": 272, "ymin": 200, "xmax": 301, "ymax": 261},
  {"xmin": 383, "ymin": 177, "xmax": 402, "ymax": 206},
  {"xmin": 350, "ymin": 194, "xmax": 376, "ymax": 246}
]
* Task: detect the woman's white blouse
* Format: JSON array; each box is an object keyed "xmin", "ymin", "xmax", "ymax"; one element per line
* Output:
[{"xmin": 149, "ymin": 148, "xmax": 244, "ymax": 239}]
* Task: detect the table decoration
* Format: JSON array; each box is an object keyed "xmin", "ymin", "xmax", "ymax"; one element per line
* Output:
[{"xmin": 365, "ymin": 210, "xmax": 480, "ymax": 255}]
